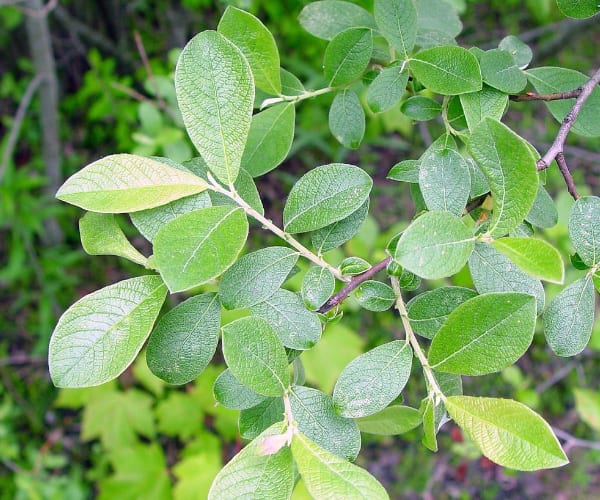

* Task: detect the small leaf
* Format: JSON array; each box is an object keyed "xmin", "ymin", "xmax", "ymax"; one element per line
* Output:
[
  {"xmin": 387, "ymin": 160, "xmax": 420, "ymax": 183},
  {"xmin": 49, "ymin": 276, "xmax": 167, "ymax": 388},
  {"xmin": 366, "ymin": 65, "xmax": 409, "ymax": 113},
  {"xmin": 311, "ymin": 199, "xmax": 369, "ymax": 254},
  {"xmin": 222, "ymin": 317, "xmax": 289, "ymax": 396},
  {"xmin": 498, "ymin": 35, "xmax": 532, "ymax": 69},
  {"xmin": 298, "ymin": 1, "xmax": 376, "ymax": 40},
  {"xmin": 356, "ymin": 405, "xmax": 422, "ymax": 435},
  {"xmin": 250, "ymin": 289, "xmax": 322, "ymax": 350},
  {"xmin": 239, "ymin": 398, "xmax": 284, "ymax": 439},
  {"xmin": 429, "ymin": 292, "xmax": 536, "ymax": 375},
  {"xmin": 420, "ymin": 397, "xmax": 438, "ymax": 451},
  {"xmin": 544, "ymin": 276, "xmax": 595, "ymax": 357},
  {"xmin": 217, "ymin": 6, "xmax": 281, "ymax": 95},
  {"xmin": 525, "ymin": 184, "xmax": 558, "ymax": 229},
  {"xmin": 175, "ymin": 31, "xmax": 254, "ymax": 185},
  {"xmin": 459, "ymin": 85, "xmax": 508, "ymax": 131},
  {"xmin": 374, "ymin": 0, "xmax": 417, "ymax": 58},
  {"xmin": 329, "ymin": 89, "xmax": 366, "ymax": 149},
  {"xmin": 556, "ymin": 0, "xmax": 599, "ymax": 18},
  {"xmin": 574, "ymin": 388, "xmax": 600, "ymax": 431},
  {"xmin": 213, "ymin": 369, "xmax": 267, "ymax": 410},
  {"xmin": 146, "ymin": 294, "xmax": 221, "ymax": 385},
  {"xmin": 446, "ymin": 396, "xmax": 568, "ymax": 470},
  {"xmin": 219, "ymin": 247, "xmax": 298, "ymax": 309},
  {"xmin": 469, "ymin": 118, "xmax": 538, "ymax": 236},
  {"xmin": 208, "ymin": 423, "xmax": 294, "ymax": 500},
  {"xmin": 400, "ymin": 96, "xmax": 442, "ymax": 121},
  {"xmin": 242, "ymin": 103, "xmax": 295, "ymax": 177},
  {"xmin": 394, "ymin": 211, "xmax": 475, "ymax": 279},
  {"xmin": 56, "ymin": 154, "xmax": 207, "ymax": 213},
  {"xmin": 302, "ymin": 266, "xmax": 335, "ymax": 311},
  {"xmin": 283, "ymin": 164, "xmax": 372, "ymax": 233},
  {"xmin": 354, "ymin": 280, "xmax": 396, "ymax": 312},
  {"xmin": 153, "ymin": 206, "xmax": 248, "ymax": 293},
  {"xmin": 409, "ymin": 46, "xmax": 482, "ymax": 95},
  {"xmin": 292, "ymin": 432, "xmax": 389, "ymax": 500},
  {"xmin": 480, "ymin": 49, "xmax": 527, "ymax": 94},
  {"xmin": 340, "ymin": 257, "xmax": 371, "ymax": 276},
  {"xmin": 569, "ymin": 196, "xmax": 600, "ymax": 266},
  {"xmin": 324, "ymin": 28, "xmax": 373, "ymax": 87},
  {"xmin": 491, "ymin": 237, "xmax": 564, "ymax": 284},
  {"xmin": 80, "ymin": 212, "xmax": 147, "ymax": 266},
  {"xmin": 333, "ymin": 340, "xmax": 413, "ymax": 418}
]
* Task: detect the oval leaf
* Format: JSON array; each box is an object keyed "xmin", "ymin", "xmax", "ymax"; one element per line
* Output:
[
  {"xmin": 459, "ymin": 85, "xmax": 508, "ymax": 131},
  {"xmin": 329, "ymin": 89, "xmax": 366, "ymax": 149},
  {"xmin": 311, "ymin": 199, "xmax": 369, "ymax": 254},
  {"xmin": 569, "ymin": 196, "xmax": 600, "ymax": 266},
  {"xmin": 480, "ymin": 48, "xmax": 527, "ymax": 94},
  {"xmin": 298, "ymin": 0, "xmax": 377, "ymax": 40},
  {"xmin": 302, "ymin": 266, "xmax": 335, "ymax": 311},
  {"xmin": 556, "ymin": 0, "xmax": 599, "ymax": 19},
  {"xmin": 374, "ymin": 0, "xmax": 417, "ymax": 58},
  {"xmin": 367, "ymin": 65, "xmax": 409, "ymax": 113},
  {"xmin": 324, "ymin": 28, "xmax": 373, "ymax": 87},
  {"xmin": 356, "ymin": 405, "xmax": 422, "ymax": 435},
  {"xmin": 354, "ymin": 280, "xmax": 396, "ymax": 312},
  {"xmin": 239, "ymin": 398, "xmax": 285, "ymax": 440},
  {"xmin": 213, "ymin": 368, "xmax": 267, "ymax": 410},
  {"xmin": 49, "ymin": 276, "xmax": 167, "ymax": 388},
  {"xmin": 400, "ymin": 96, "xmax": 442, "ymax": 121}
]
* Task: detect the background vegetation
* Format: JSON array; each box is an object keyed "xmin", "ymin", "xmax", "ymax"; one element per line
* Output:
[{"xmin": 1, "ymin": 0, "xmax": 599, "ymax": 498}]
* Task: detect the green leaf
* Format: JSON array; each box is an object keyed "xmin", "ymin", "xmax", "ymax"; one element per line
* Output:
[
  {"xmin": 374, "ymin": 0, "xmax": 417, "ymax": 58},
  {"xmin": 525, "ymin": 184, "xmax": 558, "ymax": 229},
  {"xmin": 56, "ymin": 154, "xmax": 208, "ymax": 213},
  {"xmin": 527, "ymin": 67, "xmax": 600, "ymax": 137},
  {"xmin": 341, "ymin": 257, "xmax": 372, "ymax": 276},
  {"xmin": 219, "ymin": 247, "xmax": 298, "ymax": 309},
  {"xmin": 213, "ymin": 368, "xmax": 267, "ymax": 410},
  {"xmin": 292, "ymin": 432, "xmax": 389, "ymax": 500},
  {"xmin": 283, "ymin": 164, "xmax": 372, "ymax": 233},
  {"xmin": 324, "ymin": 28, "xmax": 372, "ymax": 87},
  {"xmin": 420, "ymin": 397, "xmax": 438, "ymax": 451},
  {"xmin": 491, "ymin": 237, "xmax": 564, "ymax": 284},
  {"xmin": 419, "ymin": 147, "xmax": 470, "ymax": 216},
  {"xmin": 153, "ymin": 206, "xmax": 248, "ymax": 293},
  {"xmin": 556, "ymin": 0, "xmax": 599, "ymax": 18},
  {"xmin": 222, "ymin": 317, "xmax": 289, "ymax": 396},
  {"xmin": 146, "ymin": 294, "xmax": 220, "ymax": 385},
  {"xmin": 155, "ymin": 391, "xmax": 204, "ymax": 440},
  {"xmin": 333, "ymin": 340, "xmax": 412, "ymax": 418},
  {"xmin": 429, "ymin": 292, "xmax": 536, "ymax": 375},
  {"xmin": 250, "ymin": 289, "xmax": 322, "ymax": 350},
  {"xmin": 480, "ymin": 49, "xmax": 527, "ymax": 94},
  {"xmin": 49, "ymin": 276, "xmax": 167, "ymax": 388},
  {"xmin": 242, "ymin": 103, "xmax": 295, "ymax": 177},
  {"xmin": 469, "ymin": 242, "xmax": 545, "ymax": 312},
  {"xmin": 173, "ymin": 447, "xmax": 222, "ymax": 500},
  {"xmin": 387, "ymin": 160, "xmax": 420, "ymax": 183},
  {"xmin": 356, "ymin": 405, "xmax": 422, "ymax": 435},
  {"xmin": 175, "ymin": 31, "xmax": 254, "ymax": 185},
  {"xmin": 329, "ymin": 89, "xmax": 366, "ymax": 149},
  {"xmin": 469, "ymin": 118, "xmax": 538, "ymax": 236},
  {"xmin": 409, "ymin": 46, "xmax": 482, "ymax": 95},
  {"xmin": 574, "ymin": 388, "xmax": 600, "ymax": 431},
  {"xmin": 366, "ymin": 65, "xmax": 409, "ymax": 113},
  {"xmin": 290, "ymin": 386, "xmax": 361, "ymax": 460},
  {"xmin": 354, "ymin": 280, "xmax": 396, "ymax": 312},
  {"xmin": 446, "ymin": 396, "xmax": 569, "ymax": 470},
  {"xmin": 394, "ymin": 211, "xmax": 475, "ymax": 279},
  {"xmin": 311, "ymin": 199, "xmax": 369, "ymax": 254},
  {"xmin": 217, "ymin": 6, "xmax": 281, "ymax": 95},
  {"xmin": 79, "ymin": 212, "xmax": 147, "ymax": 266},
  {"xmin": 459, "ymin": 85, "xmax": 508, "ymax": 131},
  {"xmin": 298, "ymin": 0, "xmax": 377, "ymax": 40},
  {"xmin": 498, "ymin": 35, "xmax": 532, "ymax": 69},
  {"xmin": 208, "ymin": 423, "xmax": 294, "ymax": 500},
  {"xmin": 416, "ymin": 0, "xmax": 462, "ymax": 47},
  {"xmin": 544, "ymin": 276, "xmax": 595, "ymax": 357},
  {"xmin": 400, "ymin": 96, "xmax": 442, "ymax": 121},
  {"xmin": 239, "ymin": 398, "xmax": 284, "ymax": 439},
  {"xmin": 301, "ymin": 266, "xmax": 335, "ymax": 311},
  {"xmin": 407, "ymin": 286, "xmax": 478, "ymax": 339},
  {"xmin": 569, "ymin": 196, "xmax": 600, "ymax": 266}
]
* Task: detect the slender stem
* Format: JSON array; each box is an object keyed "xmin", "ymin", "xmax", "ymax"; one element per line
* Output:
[
  {"xmin": 390, "ymin": 276, "xmax": 445, "ymax": 402},
  {"xmin": 260, "ymin": 86, "xmax": 334, "ymax": 109},
  {"xmin": 552, "ymin": 427, "xmax": 600, "ymax": 452},
  {"xmin": 206, "ymin": 173, "xmax": 347, "ymax": 282},
  {"xmin": 510, "ymin": 89, "xmax": 582, "ymax": 102},
  {"xmin": 555, "ymin": 152, "xmax": 580, "ymax": 199}
]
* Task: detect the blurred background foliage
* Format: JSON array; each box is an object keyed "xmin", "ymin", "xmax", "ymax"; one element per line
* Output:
[{"xmin": 1, "ymin": 0, "xmax": 599, "ymax": 498}]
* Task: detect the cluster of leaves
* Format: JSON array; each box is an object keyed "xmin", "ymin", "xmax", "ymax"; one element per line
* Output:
[{"xmin": 48, "ymin": 0, "xmax": 600, "ymax": 497}]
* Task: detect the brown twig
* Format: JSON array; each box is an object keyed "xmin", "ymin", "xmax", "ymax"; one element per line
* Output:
[
  {"xmin": 510, "ymin": 89, "xmax": 582, "ymax": 102},
  {"xmin": 133, "ymin": 30, "xmax": 169, "ymax": 113},
  {"xmin": 552, "ymin": 427, "xmax": 600, "ymax": 453},
  {"xmin": 556, "ymin": 152, "xmax": 580, "ymax": 199}
]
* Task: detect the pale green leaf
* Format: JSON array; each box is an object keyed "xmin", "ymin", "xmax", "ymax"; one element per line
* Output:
[
  {"xmin": 366, "ymin": 65, "xmax": 409, "ymax": 113},
  {"xmin": 218, "ymin": 6, "xmax": 281, "ymax": 95},
  {"xmin": 213, "ymin": 368, "xmax": 267, "ymax": 410},
  {"xmin": 356, "ymin": 405, "xmax": 422, "ymax": 435},
  {"xmin": 459, "ymin": 85, "xmax": 508, "ymax": 131},
  {"xmin": 544, "ymin": 276, "xmax": 595, "ymax": 357},
  {"xmin": 311, "ymin": 199, "xmax": 369, "ymax": 254},
  {"xmin": 394, "ymin": 211, "xmax": 475, "ymax": 279},
  {"xmin": 146, "ymin": 294, "xmax": 220, "ymax": 385},
  {"xmin": 354, "ymin": 280, "xmax": 396, "ymax": 312},
  {"xmin": 409, "ymin": 46, "xmax": 482, "ymax": 95},
  {"xmin": 242, "ymin": 103, "xmax": 295, "ymax": 177},
  {"xmin": 298, "ymin": 0, "xmax": 377, "ymax": 40},
  {"xmin": 420, "ymin": 397, "xmax": 438, "ymax": 451},
  {"xmin": 498, "ymin": 35, "xmax": 532, "ymax": 69},
  {"xmin": 469, "ymin": 118, "xmax": 538, "ymax": 236},
  {"xmin": 49, "ymin": 276, "xmax": 167, "ymax": 388},
  {"xmin": 250, "ymin": 289, "xmax": 322, "ymax": 350},
  {"xmin": 374, "ymin": 0, "xmax": 417, "ymax": 58},
  {"xmin": 222, "ymin": 317, "xmax": 289, "ymax": 396},
  {"xmin": 56, "ymin": 154, "xmax": 208, "ymax": 213},
  {"xmin": 283, "ymin": 164, "xmax": 372, "ymax": 233},
  {"xmin": 446, "ymin": 396, "xmax": 568, "ymax": 470},
  {"xmin": 416, "ymin": 0, "xmax": 462, "ymax": 48},
  {"xmin": 302, "ymin": 266, "xmax": 335, "ymax": 311},
  {"xmin": 175, "ymin": 31, "xmax": 254, "ymax": 185},
  {"xmin": 341, "ymin": 257, "xmax": 371, "ymax": 276},
  {"xmin": 292, "ymin": 432, "xmax": 389, "ymax": 500},
  {"xmin": 491, "ymin": 237, "xmax": 564, "ymax": 284},
  {"xmin": 155, "ymin": 391, "xmax": 204, "ymax": 439},
  {"xmin": 329, "ymin": 89, "xmax": 365, "ymax": 149},
  {"xmin": 556, "ymin": 0, "xmax": 599, "ymax": 18},
  {"xmin": 387, "ymin": 160, "xmax": 420, "ymax": 183},
  {"xmin": 219, "ymin": 247, "xmax": 298, "ymax": 309},
  {"xmin": 400, "ymin": 96, "xmax": 442, "ymax": 121},
  {"xmin": 324, "ymin": 28, "xmax": 372, "ymax": 87},
  {"xmin": 239, "ymin": 398, "xmax": 284, "ymax": 439},
  {"xmin": 429, "ymin": 292, "xmax": 536, "ymax": 375},
  {"xmin": 153, "ymin": 206, "xmax": 248, "ymax": 293},
  {"xmin": 80, "ymin": 212, "xmax": 147, "ymax": 266},
  {"xmin": 569, "ymin": 196, "xmax": 600, "ymax": 266},
  {"xmin": 333, "ymin": 340, "xmax": 413, "ymax": 418},
  {"xmin": 480, "ymin": 49, "xmax": 527, "ymax": 93},
  {"xmin": 574, "ymin": 388, "xmax": 600, "ymax": 431},
  {"xmin": 525, "ymin": 184, "xmax": 557, "ymax": 229}
]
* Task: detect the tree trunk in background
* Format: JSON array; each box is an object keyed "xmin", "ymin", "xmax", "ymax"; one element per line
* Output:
[{"xmin": 24, "ymin": 0, "xmax": 64, "ymax": 245}]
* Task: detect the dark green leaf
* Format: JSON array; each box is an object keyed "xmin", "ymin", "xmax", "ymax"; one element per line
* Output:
[
  {"xmin": 387, "ymin": 160, "xmax": 420, "ymax": 183},
  {"xmin": 302, "ymin": 266, "xmax": 335, "ymax": 311},
  {"xmin": 355, "ymin": 280, "xmax": 396, "ymax": 312},
  {"xmin": 311, "ymin": 199, "xmax": 369, "ymax": 253},
  {"xmin": 367, "ymin": 65, "xmax": 409, "ymax": 113},
  {"xmin": 556, "ymin": 0, "xmax": 599, "ymax": 18},
  {"xmin": 239, "ymin": 398, "xmax": 284, "ymax": 439},
  {"xmin": 400, "ymin": 96, "xmax": 442, "ymax": 121},
  {"xmin": 459, "ymin": 85, "xmax": 508, "ymax": 131},
  {"xmin": 374, "ymin": 0, "xmax": 417, "ymax": 57},
  {"xmin": 324, "ymin": 28, "xmax": 372, "ymax": 87},
  {"xmin": 329, "ymin": 89, "xmax": 366, "ymax": 149},
  {"xmin": 480, "ymin": 49, "xmax": 527, "ymax": 94},
  {"xmin": 356, "ymin": 405, "xmax": 422, "ymax": 435},
  {"xmin": 213, "ymin": 369, "xmax": 267, "ymax": 410}
]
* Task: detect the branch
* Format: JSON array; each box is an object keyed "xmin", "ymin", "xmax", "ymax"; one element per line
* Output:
[
  {"xmin": 556, "ymin": 152, "xmax": 580, "ymax": 199},
  {"xmin": 510, "ymin": 89, "xmax": 582, "ymax": 102},
  {"xmin": 133, "ymin": 31, "xmax": 169, "ymax": 114},
  {"xmin": 552, "ymin": 427, "xmax": 600, "ymax": 452},
  {"xmin": 317, "ymin": 257, "xmax": 391, "ymax": 313}
]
